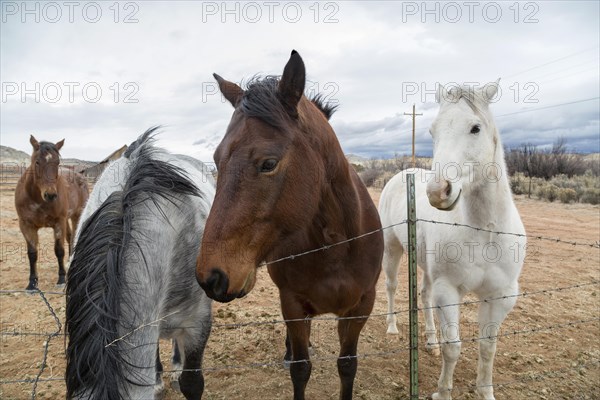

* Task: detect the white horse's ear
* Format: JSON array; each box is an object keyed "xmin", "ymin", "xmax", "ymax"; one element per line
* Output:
[
  {"xmin": 436, "ymin": 83, "xmax": 448, "ymax": 104},
  {"xmin": 482, "ymin": 79, "xmax": 500, "ymax": 103}
]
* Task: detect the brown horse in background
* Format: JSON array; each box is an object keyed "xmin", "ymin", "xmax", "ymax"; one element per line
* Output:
[
  {"xmin": 15, "ymin": 135, "xmax": 89, "ymax": 291},
  {"xmin": 196, "ymin": 51, "xmax": 384, "ymax": 400}
]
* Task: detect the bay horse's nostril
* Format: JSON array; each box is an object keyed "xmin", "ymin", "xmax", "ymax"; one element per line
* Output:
[
  {"xmin": 44, "ymin": 192, "xmax": 58, "ymax": 201},
  {"xmin": 200, "ymin": 268, "xmax": 230, "ymax": 300}
]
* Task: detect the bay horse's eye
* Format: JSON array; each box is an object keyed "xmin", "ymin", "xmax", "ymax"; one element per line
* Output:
[
  {"xmin": 259, "ymin": 159, "xmax": 278, "ymax": 173},
  {"xmin": 470, "ymin": 125, "xmax": 481, "ymax": 134}
]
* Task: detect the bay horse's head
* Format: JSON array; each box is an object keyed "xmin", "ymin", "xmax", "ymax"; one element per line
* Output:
[
  {"xmin": 29, "ymin": 135, "xmax": 64, "ymax": 202},
  {"xmin": 426, "ymin": 81, "xmax": 500, "ymax": 210},
  {"xmin": 197, "ymin": 50, "xmax": 338, "ymax": 302}
]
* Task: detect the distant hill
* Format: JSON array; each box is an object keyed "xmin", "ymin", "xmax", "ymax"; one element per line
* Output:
[
  {"xmin": 1, "ymin": 146, "xmax": 30, "ymax": 165},
  {"xmin": 346, "ymin": 154, "xmax": 369, "ymax": 165},
  {"xmin": 0, "ymin": 145, "xmax": 95, "ymax": 169}
]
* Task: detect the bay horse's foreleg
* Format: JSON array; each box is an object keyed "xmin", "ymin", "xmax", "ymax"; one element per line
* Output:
[
  {"xmin": 432, "ymin": 285, "xmax": 461, "ymax": 400},
  {"xmin": 281, "ymin": 296, "xmax": 312, "ymax": 400},
  {"xmin": 383, "ymin": 243, "xmax": 402, "ymax": 334},
  {"xmin": 19, "ymin": 222, "xmax": 39, "ymax": 291},
  {"xmin": 178, "ymin": 319, "xmax": 212, "ymax": 400},
  {"xmin": 337, "ymin": 288, "xmax": 376, "ymax": 400},
  {"xmin": 65, "ymin": 219, "xmax": 73, "ymax": 257},
  {"xmin": 421, "ymin": 272, "xmax": 440, "ymax": 355},
  {"xmin": 53, "ymin": 220, "xmax": 67, "ymax": 286},
  {"xmin": 68, "ymin": 212, "xmax": 82, "ymax": 255},
  {"xmin": 284, "ymin": 325, "xmax": 313, "ymax": 369},
  {"xmin": 286, "ymin": 320, "xmax": 312, "ymax": 400},
  {"xmin": 475, "ymin": 293, "xmax": 517, "ymax": 400}
]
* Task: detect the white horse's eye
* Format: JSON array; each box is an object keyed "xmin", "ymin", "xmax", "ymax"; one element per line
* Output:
[{"xmin": 470, "ymin": 125, "xmax": 481, "ymax": 134}]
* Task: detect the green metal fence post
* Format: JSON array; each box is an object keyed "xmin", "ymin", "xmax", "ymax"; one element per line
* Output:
[{"xmin": 407, "ymin": 173, "xmax": 419, "ymax": 399}]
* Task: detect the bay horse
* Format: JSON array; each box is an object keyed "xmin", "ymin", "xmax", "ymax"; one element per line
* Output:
[
  {"xmin": 196, "ymin": 51, "xmax": 384, "ymax": 400},
  {"xmin": 66, "ymin": 129, "xmax": 215, "ymax": 399},
  {"xmin": 14, "ymin": 135, "xmax": 88, "ymax": 291},
  {"xmin": 379, "ymin": 82, "xmax": 526, "ymax": 400}
]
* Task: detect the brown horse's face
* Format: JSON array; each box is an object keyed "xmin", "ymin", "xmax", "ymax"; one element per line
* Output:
[
  {"xmin": 197, "ymin": 51, "xmax": 324, "ymax": 302},
  {"xmin": 29, "ymin": 135, "xmax": 64, "ymax": 202}
]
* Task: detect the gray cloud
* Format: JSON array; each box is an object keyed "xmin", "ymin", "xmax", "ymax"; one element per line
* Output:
[{"xmin": 1, "ymin": 1, "xmax": 598, "ymax": 163}]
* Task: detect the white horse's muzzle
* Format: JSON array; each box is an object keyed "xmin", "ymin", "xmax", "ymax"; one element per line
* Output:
[{"xmin": 426, "ymin": 179, "xmax": 461, "ymax": 210}]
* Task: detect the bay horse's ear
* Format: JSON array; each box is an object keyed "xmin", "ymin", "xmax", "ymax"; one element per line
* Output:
[
  {"xmin": 213, "ymin": 73, "xmax": 244, "ymax": 108},
  {"xmin": 278, "ymin": 50, "xmax": 305, "ymax": 118},
  {"xmin": 55, "ymin": 139, "xmax": 65, "ymax": 151},
  {"xmin": 30, "ymin": 135, "xmax": 40, "ymax": 150}
]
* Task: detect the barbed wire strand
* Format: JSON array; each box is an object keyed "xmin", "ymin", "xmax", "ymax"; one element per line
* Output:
[
  {"xmin": 262, "ymin": 220, "xmax": 408, "ymax": 266},
  {"xmin": 31, "ymin": 289, "xmax": 62, "ymax": 400},
  {"xmin": 2, "ymin": 281, "xmax": 598, "ymax": 337},
  {"xmin": 0, "ymin": 289, "xmax": 65, "ymax": 295},
  {"xmin": 4, "ymin": 317, "xmax": 596, "ymax": 386},
  {"xmin": 135, "ymin": 317, "xmax": 600, "ymax": 375},
  {"xmin": 416, "ymin": 218, "xmax": 600, "ymax": 248}
]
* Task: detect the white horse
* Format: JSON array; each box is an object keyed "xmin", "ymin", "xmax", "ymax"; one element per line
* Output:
[{"xmin": 379, "ymin": 82, "xmax": 526, "ymax": 400}]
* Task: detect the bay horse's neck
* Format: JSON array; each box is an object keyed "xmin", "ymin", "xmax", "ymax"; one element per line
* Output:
[{"xmin": 308, "ymin": 122, "xmax": 362, "ymax": 241}]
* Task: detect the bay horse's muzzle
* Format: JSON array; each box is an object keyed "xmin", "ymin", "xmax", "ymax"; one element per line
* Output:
[
  {"xmin": 43, "ymin": 191, "xmax": 58, "ymax": 202},
  {"xmin": 197, "ymin": 268, "xmax": 246, "ymax": 303}
]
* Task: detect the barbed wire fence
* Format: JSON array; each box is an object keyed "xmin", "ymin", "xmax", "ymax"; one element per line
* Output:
[{"xmin": 1, "ymin": 217, "xmax": 599, "ymax": 399}]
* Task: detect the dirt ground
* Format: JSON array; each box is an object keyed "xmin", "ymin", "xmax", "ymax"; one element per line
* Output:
[{"xmin": 1, "ymin": 181, "xmax": 599, "ymax": 399}]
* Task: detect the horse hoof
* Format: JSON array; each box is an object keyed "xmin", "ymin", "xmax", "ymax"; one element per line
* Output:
[
  {"xmin": 170, "ymin": 370, "xmax": 182, "ymax": 392},
  {"xmin": 154, "ymin": 381, "xmax": 165, "ymax": 399},
  {"xmin": 426, "ymin": 344, "xmax": 441, "ymax": 356},
  {"xmin": 25, "ymin": 283, "xmax": 38, "ymax": 294},
  {"xmin": 170, "ymin": 379, "xmax": 181, "ymax": 393},
  {"xmin": 55, "ymin": 283, "xmax": 66, "ymax": 290},
  {"xmin": 475, "ymin": 389, "xmax": 495, "ymax": 400},
  {"xmin": 283, "ymin": 359, "xmax": 291, "ymax": 370},
  {"xmin": 386, "ymin": 326, "xmax": 399, "ymax": 335},
  {"xmin": 432, "ymin": 392, "xmax": 452, "ymax": 400}
]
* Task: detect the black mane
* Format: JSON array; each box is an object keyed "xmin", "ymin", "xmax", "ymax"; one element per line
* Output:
[
  {"xmin": 240, "ymin": 76, "xmax": 337, "ymax": 130},
  {"xmin": 310, "ymin": 93, "xmax": 338, "ymax": 120},
  {"xmin": 65, "ymin": 128, "xmax": 200, "ymax": 399},
  {"xmin": 124, "ymin": 126, "xmax": 159, "ymax": 158}
]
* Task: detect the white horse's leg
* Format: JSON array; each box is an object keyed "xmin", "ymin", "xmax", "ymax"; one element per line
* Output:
[
  {"xmin": 383, "ymin": 240, "xmax": 403, "ymax": 334},
  {"xmin": 432, "ymin": 285, "xmax": 461, "ymax": 400},
  {"xmin": 421, "ymin": 272, "xmax": 440, "ymax": 356},
  {"xmin": 475, "ymin": 294, "xmax": 516, "ymax": 400}
]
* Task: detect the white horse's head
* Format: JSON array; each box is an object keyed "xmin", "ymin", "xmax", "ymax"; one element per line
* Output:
[{"xmin": 426, "ymin": 80, "xmax": 501, "ymax": 210}]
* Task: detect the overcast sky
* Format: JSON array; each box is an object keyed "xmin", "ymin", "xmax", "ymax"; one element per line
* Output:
[{"xmin": 1, "ymin": 1, "xmax": 599, "ymax": 162}]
